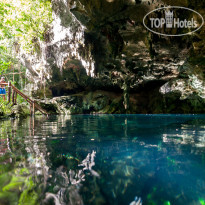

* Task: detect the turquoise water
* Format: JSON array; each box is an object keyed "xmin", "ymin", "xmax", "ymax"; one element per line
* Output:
[{"xmin": 0, "ymin": 114, "xmax": 205, "ymax": 205}]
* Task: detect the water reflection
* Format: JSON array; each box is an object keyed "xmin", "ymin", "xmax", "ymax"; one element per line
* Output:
[
  {"xmin": 0, "ymin": 114, "xmax": 205, "ymax": 205},
  {"xmin": 129, "ymin": 196, "xmax": 142, "ymax": 205},
  {"xmin": 44, "ymin": 150, "xmax": 99, "ymax": 205}
]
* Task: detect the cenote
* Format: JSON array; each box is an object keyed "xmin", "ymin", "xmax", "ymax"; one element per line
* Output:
[
  {"xmin": 0, "ymin": 114, "xmax": 205, "ymax": 205},
  {"xmin": 0, "ymin": 0, "xmax": 205, "ymax": 204}
]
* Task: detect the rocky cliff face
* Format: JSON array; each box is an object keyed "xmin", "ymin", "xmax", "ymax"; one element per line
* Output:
[{"xmin": 23, "ymin": 0, "xmax": 205, "ymax": 113}]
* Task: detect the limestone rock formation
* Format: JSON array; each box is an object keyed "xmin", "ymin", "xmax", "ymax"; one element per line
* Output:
[{"xmin": 21, "ymin": 0, "xmax": 205, "ymax": 113}]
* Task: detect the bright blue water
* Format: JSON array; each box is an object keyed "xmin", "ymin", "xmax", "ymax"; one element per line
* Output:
[{"xmin": 0, "ymin": 114, "xmax": 205, "ymax": 205}]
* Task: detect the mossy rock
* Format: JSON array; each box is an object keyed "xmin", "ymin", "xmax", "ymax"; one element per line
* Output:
[
  {"xmin": 32, "ymin": 87, "xmax": 53, "ymax": 99},
  {"xmin": 38, "ymin": 101, "xmax": 58, "ymax": 114},
  {"xmin": 103, "ymin": 97, "xmax": 124, "ymax": 114},
  {"xmin": 10, "ymin": 104, "xmax": 30, "ymax": 119},
  {"xmin": 68, "ymin": 105, "xmax": 83, "ymax": 114}
]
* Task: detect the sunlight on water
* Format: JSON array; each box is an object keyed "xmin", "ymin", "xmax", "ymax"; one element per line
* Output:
[{"xmin": 0, "ymin": 114, "xmax": 205, "ymax": 205}]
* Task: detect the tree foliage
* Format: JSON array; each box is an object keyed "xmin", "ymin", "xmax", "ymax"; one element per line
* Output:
[
  {"xmin": 0, "ymin": 0, "xmax": 52, "ymax": 86},
  {"xmin": 0, "ymin": 0, "xmax": 52, "ymax": 51}
]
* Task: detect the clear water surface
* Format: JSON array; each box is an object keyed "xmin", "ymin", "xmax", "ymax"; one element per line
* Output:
[{"xmin": 0, "ymin": 114, "xmax": 205, "ymax": 205}]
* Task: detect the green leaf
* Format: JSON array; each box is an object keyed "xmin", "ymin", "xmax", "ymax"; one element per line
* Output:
[{"xmin": 16, "ymin": 28, "xmax": 23, "ymax": 33}]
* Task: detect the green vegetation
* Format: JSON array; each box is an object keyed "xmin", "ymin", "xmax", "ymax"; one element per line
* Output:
[
  {"xmin": 0, "ymin": 0, "xmax": 52, "ymax": 52},
  {"xmin": 0, "ymin": 98, "xmax": 10, "ymax": 115},
  {"xmin": 0, "ymin": 0, "xmax": 52, "ymax": 87},
  {"xmin": 0, "ymin": 0, "xmax": 52, "ymax": 117},
  {"xmin": 0, "ymin": 95, "xmax": 30, "ymax": 118},
  {"xmin": 0, "ymin": 120, "xmax": 39, "ymax": 205},
  {"xmin": 0, "ymin": 162, "xmax": 39, "ymax": 205}
]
